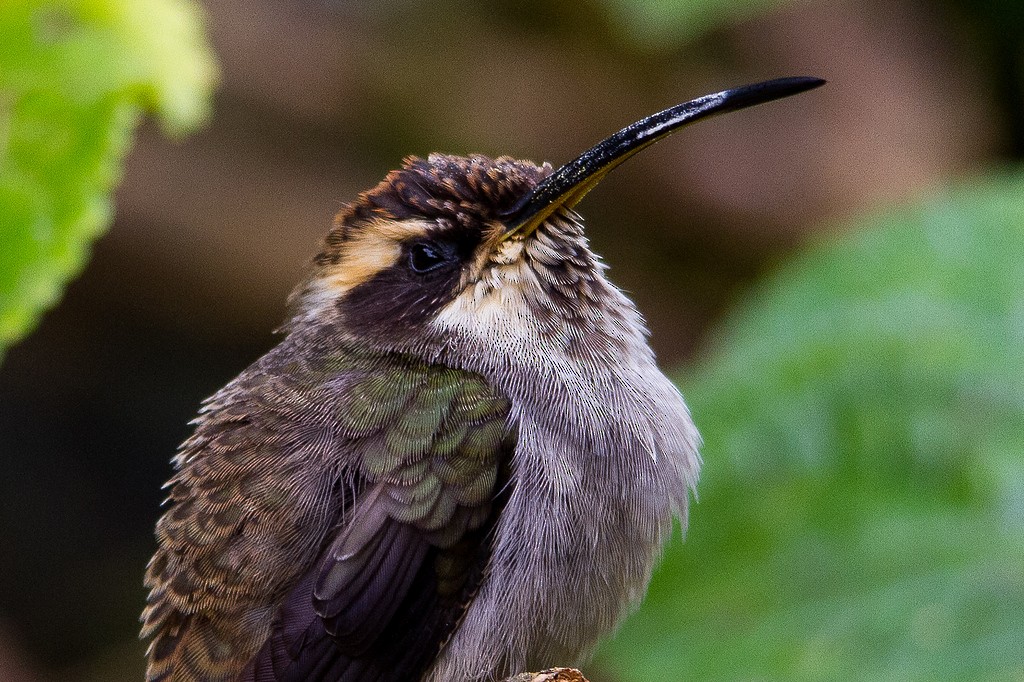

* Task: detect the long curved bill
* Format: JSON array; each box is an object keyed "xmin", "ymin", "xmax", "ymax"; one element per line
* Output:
[{"xmin": 500, "ymin": 76, "xmax": 825, "ymax": 238}]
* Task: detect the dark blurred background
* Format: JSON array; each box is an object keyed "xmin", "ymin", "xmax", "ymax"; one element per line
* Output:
[{"xmin": 0, "ymin": 0, "xmax": 1021, "ymax": 679}]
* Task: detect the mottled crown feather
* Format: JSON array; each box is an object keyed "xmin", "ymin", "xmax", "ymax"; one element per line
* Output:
[{"xmin": 316, "ymin": 154, "xmax": 552, "ymax": 266}]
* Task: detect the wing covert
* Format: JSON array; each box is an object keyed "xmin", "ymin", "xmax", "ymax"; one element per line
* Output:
[{"xmin": 244, "ymin": 358, "xmax": 513, "ymax": 682}]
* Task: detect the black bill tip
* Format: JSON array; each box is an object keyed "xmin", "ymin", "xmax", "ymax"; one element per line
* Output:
[{"xmin": 501, "ymin": 76, "xmax": 826, "ymax": 237}]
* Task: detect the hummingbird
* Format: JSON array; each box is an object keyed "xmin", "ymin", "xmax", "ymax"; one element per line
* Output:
[{"xmin": 141, "ymin": 76, "xmax": 824, "ymax": 682}]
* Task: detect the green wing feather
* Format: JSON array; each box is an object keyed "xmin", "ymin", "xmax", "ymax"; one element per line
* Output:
[
  {"xmin": 143, "ymin": 340, "xmax": 513, "ymax": 682},
  {"xmin": 299, "ymin": 353, "xmax": 513, "ymax": 678}
]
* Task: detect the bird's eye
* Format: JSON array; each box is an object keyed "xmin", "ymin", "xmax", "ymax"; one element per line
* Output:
[{"xmin": 408, "ymin": 241, "xmax": 452, "ymax": 274}]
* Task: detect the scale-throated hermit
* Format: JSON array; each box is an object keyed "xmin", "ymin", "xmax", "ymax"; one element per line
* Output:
[{"xmin": 142, "ymin": 76, "xmax": 824, "ymax": 682}]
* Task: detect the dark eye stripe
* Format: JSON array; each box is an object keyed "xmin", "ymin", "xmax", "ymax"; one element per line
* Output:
[{"xmin": 339, "ymin": 224, "xmax": 484, "ymax": 339}]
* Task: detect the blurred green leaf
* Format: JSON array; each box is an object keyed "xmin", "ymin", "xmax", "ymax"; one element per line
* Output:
[
  {"xmin": 597, "ymin": 172, "xmax": 1024, "ymax": 680},
  {"xmin": 597, "ymin": 0, "xmax": 792, "ymax": 50},
  {"xmin": 0, "ymin": 0, "xmax": 217, "ymax": 358}
]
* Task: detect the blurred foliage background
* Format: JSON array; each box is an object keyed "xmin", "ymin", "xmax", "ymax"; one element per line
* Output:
[{"xmin": 0, "ymin": 0, "xmax": 1021, "ymax": 680}]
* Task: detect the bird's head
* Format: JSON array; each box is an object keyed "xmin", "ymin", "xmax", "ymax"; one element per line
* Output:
[{"xmin": 290, "ymin": 77, "xmax": 824, "ymax": 377}]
